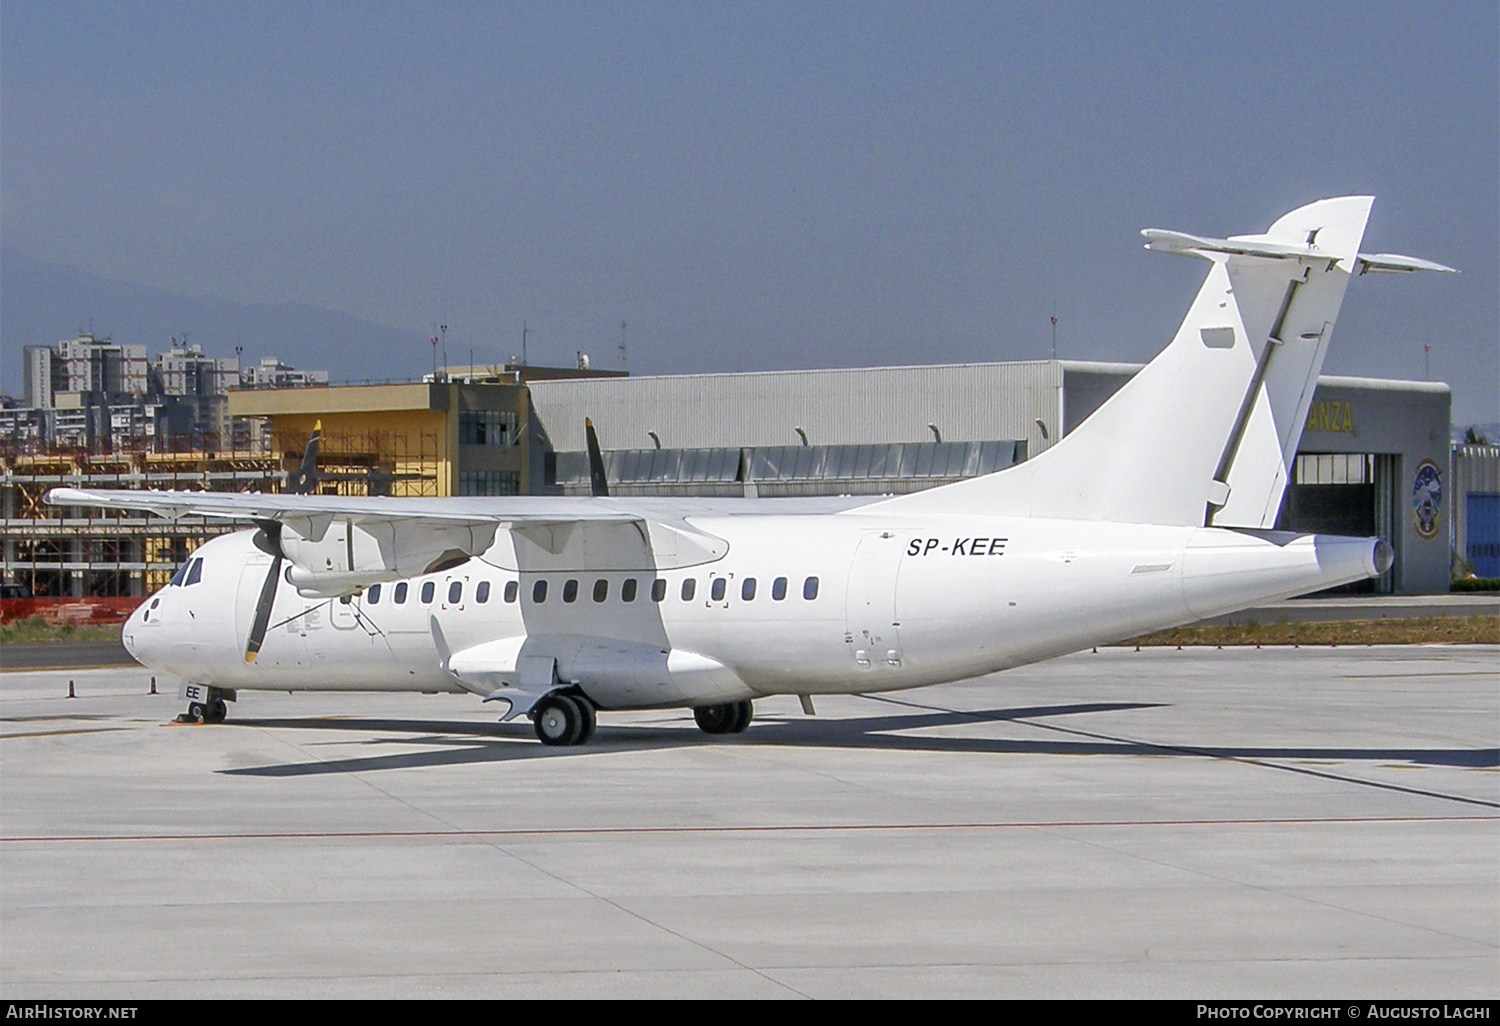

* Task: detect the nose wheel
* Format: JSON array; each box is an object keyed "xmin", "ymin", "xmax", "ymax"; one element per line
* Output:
[
  {"xmin": 176, "ymin": 687, "xmax": 231, "ymax": 724},
  {"xmin": 693, "ymin": 700, "xmax": 753, "ymax": 735}
]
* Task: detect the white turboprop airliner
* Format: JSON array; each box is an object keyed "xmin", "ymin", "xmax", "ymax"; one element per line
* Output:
[{"xmin": 50, "ymin": 196, "xmax": 1454, "ymax": 745}]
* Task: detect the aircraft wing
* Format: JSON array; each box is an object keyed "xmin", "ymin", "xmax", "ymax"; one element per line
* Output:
[
  {"xmin": 46, "ymin": 487, "xmax": 728, "ymax": 595},
  {"xmin": 45, "ymin": 487, "xmax": 645, "ymax": 526}
]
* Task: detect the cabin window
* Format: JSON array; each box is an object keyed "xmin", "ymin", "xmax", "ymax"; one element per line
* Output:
[
  {"xmin": 533, "ymin": 580, "xmax": 548, "ymax": 603},
  {"xmin": 803, "ymin": 576, "xmax": 819, "ymax": 600},
  {"xmin": 367, "ymin": 584, "xmax": 382, "ymax": 605},
  {"xmin": 621, "ymin": 578, "xmax": 638, "ymax": 603},
  {"xmin": 448, "ymin": 581, "xmax": 463, "ymax": 604},
  {"xmin": 711, "ymin": 578, "xmax": 727, "ymax": 601},
  {"xmin": 741, "ymin": 578, "xmax": 756, "ymax": 601},
  {"xmin": 681, "ymin": 578, "xmax": 696, "ymax": 601},
  {"xmin": 184, "ymin": 558, "xmax": 203, "ymax": 586},
  {"xmin": 504, "ymin": 580, "xmax": 518, "ymax": 603},
  {"xmin": 421, "ymin": 581, "xmax": 435, "ymax": 604},
  {"xmin": 476, "ymin": 581, "xmax": 490, "ymax": 603},
  {"xmin": 563, "ymin": 579, "xmax": 579, "ymax": 603},
  {"xmin": 651, "ymin": 578, "xmax": 667, "ymax": 602},
  {"xmin": 394, "ymin": 582, "xmax": 408, "ymax": 604},
  {"xmin": 772, "ymin": 577, "xmax": 787, "ymax": 600},
  {"xmin": 592, "ymin": 579, "xmax": 608, "ymax": 603}
]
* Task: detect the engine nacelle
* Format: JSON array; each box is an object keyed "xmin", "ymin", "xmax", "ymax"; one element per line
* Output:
[{"xmin": 278, "ymin": 516, "xmax": 500, "ymax": 597}]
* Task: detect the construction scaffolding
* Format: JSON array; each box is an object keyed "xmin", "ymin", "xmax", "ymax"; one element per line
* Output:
[
  {"xmin": 2, "ymin": 448, "xmax": 282, "ymax": 597},
  {"xmin": 1, "ymin": 420, "xmax": 450, "ymax": 598}
]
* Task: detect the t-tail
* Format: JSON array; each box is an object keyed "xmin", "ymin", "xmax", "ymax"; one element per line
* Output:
[{"xmin": 876, "ymin": 196, "xmax": 1454, "ymax": 527}]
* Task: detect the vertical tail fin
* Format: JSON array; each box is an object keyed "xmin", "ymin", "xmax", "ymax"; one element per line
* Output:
[{"xmin": 874, "ymin": 196, "xmax": 1449, "ymax": 527}]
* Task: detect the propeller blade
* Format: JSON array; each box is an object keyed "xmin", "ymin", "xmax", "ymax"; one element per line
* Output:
[
  {"xmin": 288, "ymin": 420, "xmax": 322, "ymax": 495},
  {"xmin": 245, "ymin": 521, "xmax": 284, "ymax": 664},
  {"xmin": 584, "ymin": 417, "xmax": 610, "ymax": 498}
]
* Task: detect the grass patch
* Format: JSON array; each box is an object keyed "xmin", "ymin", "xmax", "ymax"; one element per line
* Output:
[
  {"xmin": 0, "ymin": 617, "xmax": 125, "ymax": 646},
  {"xmin": 1127, "ymin": 615, "xmax": 1499, "ymax": 648}
]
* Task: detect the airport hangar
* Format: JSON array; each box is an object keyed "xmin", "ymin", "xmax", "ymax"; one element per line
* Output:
[{"xmin": 228, "ymin": 358, "xmax": 1452, "ymax": 595}]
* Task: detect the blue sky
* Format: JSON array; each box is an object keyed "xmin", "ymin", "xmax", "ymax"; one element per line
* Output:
[{"xmin": 3, "ymin": 1, "xmax": 1496, "ymax": 422}]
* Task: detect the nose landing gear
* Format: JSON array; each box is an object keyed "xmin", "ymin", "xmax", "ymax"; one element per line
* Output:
[{"xmin": 176, "ymin": 684, "xmax": 233, "ymax": 724}]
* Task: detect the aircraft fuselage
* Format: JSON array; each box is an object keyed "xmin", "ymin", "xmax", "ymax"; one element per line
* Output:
[{"xmin": 123, "ymin": 511, "xmax": 1383, "ymax": 710}]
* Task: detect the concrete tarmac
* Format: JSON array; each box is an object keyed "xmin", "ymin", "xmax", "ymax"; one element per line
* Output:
[{"xmin": 2, "ymin": 646, "xmax": 1496, "ymax": 999}]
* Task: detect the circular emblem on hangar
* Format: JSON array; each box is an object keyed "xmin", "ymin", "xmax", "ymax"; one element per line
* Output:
[{"xmin": 1411, "ymin": 459, "xmax": 1443, "ymax": 541}]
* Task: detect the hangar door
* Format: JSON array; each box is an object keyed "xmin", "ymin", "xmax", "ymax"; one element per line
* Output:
[
  {"xmin": 1466, "ymin": 493, "xmax": 1500, "ymax": 578},
  {"xmin": 1276, "ymin": 453, "xmax": 1396, "ymax": 593}
]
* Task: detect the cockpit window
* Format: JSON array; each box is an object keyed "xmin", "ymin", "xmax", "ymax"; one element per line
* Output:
[
  {"xmin": 184, "ymin": 558, "xmax": 204, "ymax": 586},
  {"xmin": 169, "ymin": 562, "xmax": 189, "ymax": 587}
]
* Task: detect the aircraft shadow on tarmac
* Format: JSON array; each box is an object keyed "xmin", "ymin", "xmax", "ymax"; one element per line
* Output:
[{"xmin": 218, "ymin": 700, "xmax": 1500, "ymax": 778}]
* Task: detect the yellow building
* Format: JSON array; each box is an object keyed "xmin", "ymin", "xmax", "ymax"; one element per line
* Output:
[{"xmin": 228, "ymin": 380, "xmax": 530, "ymax": 497}]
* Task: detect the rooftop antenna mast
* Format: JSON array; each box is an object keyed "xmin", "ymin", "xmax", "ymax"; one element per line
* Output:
[
  {"xmin": 618, "ymin": 320, "xmax": 627, "ymax": 372},
  {"xmin": 1050, "ymin": 310, "xmax": 1059, "ymax": 361},
  {"xmin": 521, "ymin": 321, "xmax": 529, "ymax": 367}
]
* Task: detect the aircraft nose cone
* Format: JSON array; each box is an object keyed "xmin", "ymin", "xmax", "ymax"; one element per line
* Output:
[{"xmin": 121, "ymin": 599, "xmax": 157, "ymax": 665}]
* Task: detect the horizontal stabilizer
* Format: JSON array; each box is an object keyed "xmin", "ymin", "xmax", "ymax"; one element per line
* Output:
[
  {"xmin": 1354, "ymin": 252, "xmax": 1458, "ymax": 275},
  {"xmin": 1141, "ymin": 229, "xmax": 1338, "ymax": 264}
]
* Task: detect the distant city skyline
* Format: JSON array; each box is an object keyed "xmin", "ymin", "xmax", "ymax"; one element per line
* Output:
[{"xmin": 3, "ymin": 2, "xmax": 1495, "ymax": 423}]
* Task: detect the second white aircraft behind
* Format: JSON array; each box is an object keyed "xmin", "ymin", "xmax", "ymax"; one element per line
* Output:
[{"xmin": 51, "ymin": 196, "xmax": 1453, "ymax": 744}]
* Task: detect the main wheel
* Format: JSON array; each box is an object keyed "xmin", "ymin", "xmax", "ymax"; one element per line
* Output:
[
  {"xmin": 728, "ymin": 699, "xmax": 753, "ymax": 733},
  {"xmin": 534, "ymin": 695, "xmax": 584, "ymax": 746},
  {"xmin": 205, "ymin": 699, "xmax": 228, "ymax": 724},
  {"xmin": 693, "ymin": 703, "xmax": 736, "ymax": 734},
  {"xmin": 573, "ymin": 695, "xmax": 597, "ymax": 744}
]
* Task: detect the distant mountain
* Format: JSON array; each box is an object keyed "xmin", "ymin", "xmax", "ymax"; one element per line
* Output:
[{"xmin": 0, "ymin": 247, "xmax": 427, "ymax": 394}]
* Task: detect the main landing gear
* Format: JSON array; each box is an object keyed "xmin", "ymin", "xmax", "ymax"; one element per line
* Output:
[
  {"xmin": 527, "ymin": 694, "xmax": 755, "ymax": 746},
  {"xmin": 694, "ymin": 700, "xmax": 753, "ymax": 736},
  {"xmin": 531, "ymin": 692, "xmax": 597, "ymax": 747}
]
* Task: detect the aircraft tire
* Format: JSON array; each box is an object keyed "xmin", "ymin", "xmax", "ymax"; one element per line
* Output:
[
  {"xmin": 187, "ymin": 702, "xmax": 207, "ymax": 724},
  {"xmin": 574, "ymin": 696, "xmax": 597, "ymax": 744},
  {"xmin": 534, "ymin": 696, "xmax": 584, "ymax": 746},
  {"xmin": 205, "ymin": 699, "xmax": 228, "ymax": 724},
  {"xmin": 693, "ymin": 703, "xmax": 736, "ymax": 734},
  {"xmin": 728, "ymin": 699, "xmax": 753, "ymax": 733}
]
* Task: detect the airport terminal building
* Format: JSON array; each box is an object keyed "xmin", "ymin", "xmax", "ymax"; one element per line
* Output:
[{"xmin": 527, "ymin": 361, "xmax": 1454, "ymax": 594}]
